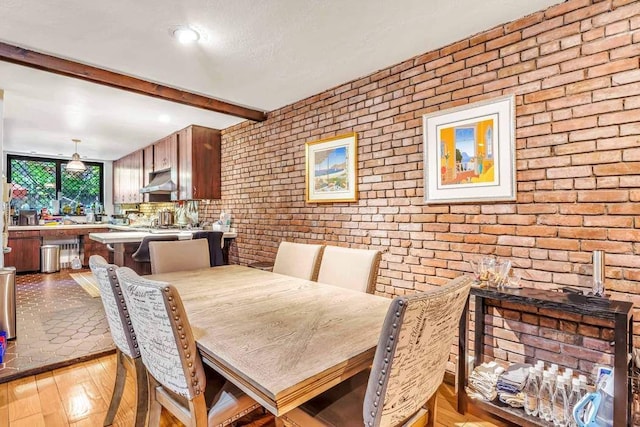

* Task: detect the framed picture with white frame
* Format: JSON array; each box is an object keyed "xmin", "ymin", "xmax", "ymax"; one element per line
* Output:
[{"xmin": 423, "ymin": 95, "xmax": 516, "ymax": 204}]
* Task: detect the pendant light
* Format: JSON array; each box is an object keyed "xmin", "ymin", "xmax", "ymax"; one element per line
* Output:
[{"xmin": 66, "ymin": 139, "xmax": 86, "ymax": 172}]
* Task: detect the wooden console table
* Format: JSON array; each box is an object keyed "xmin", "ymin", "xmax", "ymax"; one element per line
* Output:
[{"xmin": 457, "ymin": 286, "xmax": 634, "ymax": 427}]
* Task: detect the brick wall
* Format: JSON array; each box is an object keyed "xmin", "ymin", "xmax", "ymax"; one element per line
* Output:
[{"xmin": 200, "ymin": 0, "xmax": 640, "ymax": 370}]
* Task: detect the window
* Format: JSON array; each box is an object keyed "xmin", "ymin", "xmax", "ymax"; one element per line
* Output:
[{"xmin": 8, "ymin": 154, "xmax": 104, "ymax": 213}]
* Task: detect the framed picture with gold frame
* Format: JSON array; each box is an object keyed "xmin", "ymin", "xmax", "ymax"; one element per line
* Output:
[
  {"xmin": 423, "ymin": 95, "xmax": 516, "ymax": 204},
  {"xmin": 305, "ymin": 133, "xmax": 358, "ymax": 203}
]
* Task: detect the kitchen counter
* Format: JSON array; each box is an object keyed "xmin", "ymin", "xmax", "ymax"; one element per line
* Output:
[
  {"xmin": 8, "ymin": 224, "xmax": 111, "ymax": 231},
  {"xmin": 88, "ymin": 229, "xmax": 237, "ymax": 244},
  {"xmin": 89, "ymin": 228, "xmax": 237, "ymax": 275}
]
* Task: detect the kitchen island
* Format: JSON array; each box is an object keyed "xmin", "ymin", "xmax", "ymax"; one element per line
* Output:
[{"xmin": 89, "ymin": 229, "xmax": 237, "ymax": 274}]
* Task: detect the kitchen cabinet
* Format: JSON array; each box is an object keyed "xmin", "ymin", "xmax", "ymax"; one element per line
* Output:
[
  {"xmin": 143, "ymin": 145, "xmax": 154, "ymax": 203},
  {"xmin": 37, "ymin": 227, "xmax": 111, "ymax": 266},
  {"xmin": 112, "ymin": 157, "xmax": 123, "ymax": 204},
  {"xmin": 153, "ymin": 134, "xmax": 177, "ymax": 172},
  {"xmin": 177, "ymin": 125, "xmax": 221, "ymax": 200},
  {"xmin": 112, "ymin": 124, "xmax": 219, "ymax": 203},
  {"xmin": 5, "ymin": 230, "xmax": 41, "ymax": 272},
  {"xmin": 113, "ymin": 149, "xmax": 144, "ymax": 204},
  {"xmin": 80, "ymin": 228, "xmax": 112, "ymax": 266}
]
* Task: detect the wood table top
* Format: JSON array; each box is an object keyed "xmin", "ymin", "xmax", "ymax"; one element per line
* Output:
[{"xmin": 147, "ymin": 265, "xmax": 391, "ymax": 415}]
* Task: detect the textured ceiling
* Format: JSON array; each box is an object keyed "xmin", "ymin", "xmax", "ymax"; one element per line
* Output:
[{"xmin": 0, "ymin": 0, "xmax": 562, "ymax": 160}]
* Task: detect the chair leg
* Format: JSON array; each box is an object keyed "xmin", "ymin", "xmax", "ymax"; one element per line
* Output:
[
  {"xmin": 133, "ymin": 357, "xmax": 149, "ymax": 427},
  {"xmin": 147, "ymin": 376, "xmax": 162, "ymax": 427},
  {"xmin": 103, "ymin": 349, "xmax": 127, "ymax": 426},
  {"xmin": 188, "ymin": 394, "xmax": 208, "ymax": 427}
]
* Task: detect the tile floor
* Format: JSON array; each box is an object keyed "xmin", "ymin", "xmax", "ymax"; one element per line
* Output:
[{"xmin": 0, "ymin": 269, "xmax": 114, "ymax": 383}]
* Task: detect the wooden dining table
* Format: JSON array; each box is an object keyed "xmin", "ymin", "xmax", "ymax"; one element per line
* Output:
[{"xmin": 147, "ymin": 264, "xmax": 391, "ymax": 416}]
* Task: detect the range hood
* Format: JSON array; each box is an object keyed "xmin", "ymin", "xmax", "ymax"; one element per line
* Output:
[{"xmin": 140, "ymin": 170, "xmax": 176, "ymax": 194}]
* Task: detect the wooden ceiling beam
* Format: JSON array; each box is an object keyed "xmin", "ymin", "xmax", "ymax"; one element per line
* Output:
[{"xmin": 0, "ymin": 41, "xmax": 267, "ymax": 122}]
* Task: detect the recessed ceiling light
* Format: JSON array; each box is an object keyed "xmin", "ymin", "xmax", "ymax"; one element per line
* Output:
[
  {"xmin": 158, "ymin": 114, "xmax": 171, "ymax": 123},
  {"xmin": 173, "ymin": 26, "xmax": 200, "ymax": 44}
]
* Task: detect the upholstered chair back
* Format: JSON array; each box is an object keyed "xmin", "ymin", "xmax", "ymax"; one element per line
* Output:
[
  {"xmin": 131, "ymin": 234, "xmax": 179, "ymax": 263},
  {"xmin": 317, "ymin": 246, "xmax": 382, "ymax": 293},
  {"xmin": 363, "ymin": 275, "xmax": 472, "ymax": 426},
  {"xmin": 192, "ymin": 230, "xmax": 225, "ymax": 266},
  {"xmin": 116, "ymin": 267, "xmax": 207, "ymax": 400},
  {"xmin": 89, "ymin": 255, "xmax": 139, "ymax": 358},
  {"xmin": 272, "ymin": 241, "xmax": 325, "ymax": 281},
  {"xmin": 149, "ymin": 238, "xmax": 210, "ymax": 274}
]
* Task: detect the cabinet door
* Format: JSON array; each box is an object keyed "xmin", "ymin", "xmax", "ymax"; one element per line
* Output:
[
  {"xmin": 177, "ymin": 127, "xmax": 192, "ymax": 200},
  {"xmin": 82, "ymin": 236, "xmax": 111, "ymax": 266},
  {"xmin": 130, "ymin": 150, "xmax": 144, "ymax": 203},
  {"xmin": 178, "ymin": 125, "xmax": 221, "ymax": 200},
  {"xmin": 6, "ymin": 236, "xmax": 41, "ymax": 272},
  {"xmin": 143, "ymin": 145, "xmax": 153, "ymax": 203},
  {"xmin": 154, "ymin": 136, "xmax": 172, "ymax": 171},
  {"xmin": 112, "ymin": 158, "xmax": 123, "ymax": 204}
]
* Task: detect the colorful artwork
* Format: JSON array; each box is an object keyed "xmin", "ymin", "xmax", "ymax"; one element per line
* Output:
[
  {"xmin": 313, "ymin": 146, "xmax": 349, "ymax": 192},
  {"xmin": 438, "ymin": 118, "xmax": 496, "ymax": 186},
  {"xmin": 306, "ymin": 133, "xmax": 358, "ymax": 203},
  {"xmin": 423, "ymin": 95, "xmax": 515, "ymax": 204}
]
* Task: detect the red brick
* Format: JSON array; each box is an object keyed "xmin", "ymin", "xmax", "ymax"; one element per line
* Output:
[
  {"xmin": 594, "ymin": 162, "xmax": 640, "ymax": 176},
  {"xmin": 522, "ymin": 16, "xmax": 564, "ymax": 38},
  {"xmin": 486, "ymin": 32, "xmax": 522, "ymax": 51},
  {"xmin": 566, "ymin": 77, "xmax": 610, "ymax": 95},
  {"xmin": 558, "ymin": 227, "xmax": 606, "ymax": 239},
  {"xmin": 552, "ymin": 116, "xmax": 598, "ymax": 133},
  {"xmin": 583, "ymin": 33, "xmax": 633, "ymax": 55},
  {"xmin": 541, "ymin": 70, "xmax": 587, "ymax": 89}
]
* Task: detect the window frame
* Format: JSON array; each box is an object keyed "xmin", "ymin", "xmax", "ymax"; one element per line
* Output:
[{"xmin": 7, "ymin": 154, "xmax": 105, "ymax": 207}]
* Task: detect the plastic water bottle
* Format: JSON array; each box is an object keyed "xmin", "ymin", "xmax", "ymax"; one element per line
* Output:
[
  {"xmin": 563, "ymin": 368, "xmax": 573, "ymax": 381},
  {"xmin": 567, "ymin": 377, "xmax": 581, "ymax": 427},
  {"xmin": 539, "ymin": 370, "xmax": 554, "ymax": 421},
  {"xmin": 524, "ymin": 367, "xmax": 539, "ymax": 417},
  {"xmin": 552, "ymin": 375, "xmax": 569, "ymax": 426}
]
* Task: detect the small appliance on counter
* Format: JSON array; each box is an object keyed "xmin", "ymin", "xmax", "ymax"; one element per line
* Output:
[
  {"xmin": 18, "ymin": 209, "xmax": 38, "ymax": 226},
  {"xmin": 158, "ymin": 209, "xmax": 174, "ymax": 227}
]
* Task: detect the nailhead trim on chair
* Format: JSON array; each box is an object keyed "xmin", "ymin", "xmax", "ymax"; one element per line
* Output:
[
  {"xmin": 107, "ymin": 265, "xmax": 140, "ymax": 355},
  {"xmin": 366, "ymin": 298, "xmax": 406, "ymax": 426},
  {"xmin": 162, "ymin": 285, "xmax": 205, "ymax": 397}
]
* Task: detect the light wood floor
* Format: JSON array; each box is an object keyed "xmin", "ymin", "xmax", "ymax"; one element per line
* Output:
[{"xmin": 0, "ymin": 354, "xmax": 509, "ymax": 426}]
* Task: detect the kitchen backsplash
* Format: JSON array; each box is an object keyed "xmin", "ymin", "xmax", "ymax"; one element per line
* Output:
[{"xmin": 138, "ymin": 202, "xmax": 177, "ymax": 216}]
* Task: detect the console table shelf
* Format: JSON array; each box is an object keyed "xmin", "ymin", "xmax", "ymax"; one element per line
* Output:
[{"xmin": 457, "ymin": 286, "xmax": 634, "ymax": 427}]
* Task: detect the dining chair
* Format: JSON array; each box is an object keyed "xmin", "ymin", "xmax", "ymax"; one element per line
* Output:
[
  {"xmin": 116, "ymin": 267, "xmax": 261, "ymax": 427},
  {"xmin": 131, "ymin": 235, "xmax": 180, "ymax": 274},
  {"xmin": 192, "ymin": 230, "xmax": 225, "ymax": 267},
  {"xmin": 278, "ymin": 275, "xmax": 472, "ymax": 427},
  {"xmin": 316, "ymin": 246, "xmax": 382, "ymax": 293},
  {"xmin": 131, "ymin": 234, "xmax": 180, "ymax": 263},
  {"xmin": 89, "ymin": 255, "xmax": 148, "ymax": 427},
  {"xmin": 149, "ymin": 238, "xmax": 210, "ymax": 274},
  {"xmin": 272, "ymin": 241, "xmax": 325, "ymax": 281}
]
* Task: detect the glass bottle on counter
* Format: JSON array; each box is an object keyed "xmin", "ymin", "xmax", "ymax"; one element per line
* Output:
[
  {"xmin": 539, "ymin": 370, "xmax": 554, "ymax": 421},
  {"xmin": 524, "ymin": 366, "xmax": 539, "ymax": 417}
]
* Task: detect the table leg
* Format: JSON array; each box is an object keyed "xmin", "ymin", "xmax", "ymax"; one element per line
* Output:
[
  {"xmin": 614, "ymin": 312, "xmax": 629, "ymax": 427},
  {"xmin": 457, "ymin": 296, "xmax": 470, "ymax": 414},
  {"xmin": 474, "ymin": 296, "xmax": 485, "ymax": 366}
]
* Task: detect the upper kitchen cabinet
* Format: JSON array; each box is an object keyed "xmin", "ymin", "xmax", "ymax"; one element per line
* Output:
[
  {"xmin": 177, "ymin": 125, "xmax": 221, "ymax": 200},
  {"xmin": 113, "ymin": 149, "xmax": 143, "ymax": 204},
  {"xmin": 153, "ymin": 134, "xmax": 177, "ymax": 172},
  {"xmin": 143, "ymin": 145, "xmax": 153, "ymax": 203}
]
